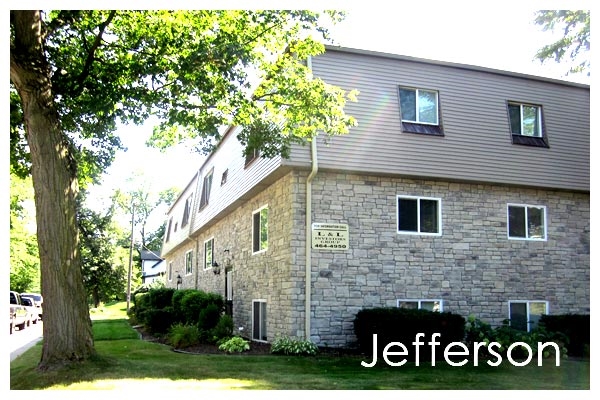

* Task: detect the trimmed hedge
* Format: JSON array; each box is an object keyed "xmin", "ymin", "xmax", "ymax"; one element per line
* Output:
[
  {"xmin": 172, "ymin": 289, "xmax": 197, "ymax": 324},
  {"xmin": 179, "ymin": 291, "xmax": 224, "ymax": 325},
  {"xmin": 354, "ymin": 307, "xmax": 465, "ymax": 361},
  {"xmin": 540, "ymin": 314, "xmax": 590, "ymax": 357},
  {"xmin": 132, "ymin": 287, "xmax": 225, "ymax": 339},
  {"xmin": 143, "ymin": 307, "xmax": 176, "ymax": 334}
]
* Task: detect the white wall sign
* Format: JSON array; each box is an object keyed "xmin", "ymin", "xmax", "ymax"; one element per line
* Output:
[{"xmin": 312, "ymin": 223, "xmax": 349, "ymax": 250}]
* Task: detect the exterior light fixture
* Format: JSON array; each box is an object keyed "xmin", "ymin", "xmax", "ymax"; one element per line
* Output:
[{"xmin": 212, "ymin": 261, "xmax": 221, "ymax": 275}]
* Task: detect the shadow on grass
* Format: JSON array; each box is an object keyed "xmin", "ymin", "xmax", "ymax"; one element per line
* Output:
[
  {"xmin": 10, "ymin": 311, "xmax": 591, "ymax": 390},
  {"xmin": 11, "ymin": 339, "xmax": 590, "ymax": 390}
]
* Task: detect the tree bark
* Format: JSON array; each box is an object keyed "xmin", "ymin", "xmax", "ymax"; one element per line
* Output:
[{"xmin": 10, "ymin": 10, "xmax": 95, "ymax": 370}]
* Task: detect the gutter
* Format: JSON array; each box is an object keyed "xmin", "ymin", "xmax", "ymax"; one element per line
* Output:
[{"xmin": 305, "ymin": 55, "xmax": 317, "ymax": 341}]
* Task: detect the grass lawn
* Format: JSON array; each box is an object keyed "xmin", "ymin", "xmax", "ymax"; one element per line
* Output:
[{"xmin": 10, "ymin": 302, "xmax": 590, "ymax": 390}]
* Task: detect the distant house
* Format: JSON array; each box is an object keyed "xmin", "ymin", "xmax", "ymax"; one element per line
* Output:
[
  {"xmin": 139, "ymin": 249, "xmax": 166, "ymax": 285},
  {"xmin": 160, "ymin": 46, "xmax": 589, "ymax": 347}
]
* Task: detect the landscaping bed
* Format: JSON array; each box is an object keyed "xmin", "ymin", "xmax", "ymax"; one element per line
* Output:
[{"xmin": 134, "ymin": 325, "xmax": 273, "ymax": 355}]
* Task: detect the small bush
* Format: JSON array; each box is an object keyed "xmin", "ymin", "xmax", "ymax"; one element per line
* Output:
[
  {"xmin": 180, "ymin": 291, "xmax": 224, "ymax": 325},
  {"xmin": 271, "ymin": 335, "xmax": 318, "ymax": 356},
  {"xmin": 464, "ymin": 316, "xmax": 568, "ymax": 360},
  {"xmin": 144, "ymin": 307, "xmax": 176, "ymax": 334},
  {"xmin": 198, "ymin": 303, "xmax": 222, "ymax": 332},
  {"xmin": 132, "ymin": 292, "xmax": 151, "ymax": 322},
  {"xmin": 210, "ymin": 314, "xmax": 234, "ymax": 343},
  {"xmin": 168, "ymin": 323, "xmax": 201, "ymax": 349},
  {"xmin": 171, "ymin": 289, "xmax": 197, "ymax": 324},
  {"xmin": 540, "ymin": 314, "xmax": 590, "ymax": 357},
  {"xmin": 147, "ymin": 287, "xmax": 176, "ymax": 309},
  {"xmin": 218, "ymin": 336, "xmax": 250, "ymax": 354},
  {"xmin": 354, "ymin": 307, "xmax": 465, "ymax": 361}
]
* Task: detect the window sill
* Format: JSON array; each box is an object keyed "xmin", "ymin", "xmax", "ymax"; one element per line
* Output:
[
  {"xmin": 402, "ymin": 122, "xmax": 444, "ymax": 136},
  {"xmin": 511, "ymin": 134, "xmax": 549, "ymax": 148}
]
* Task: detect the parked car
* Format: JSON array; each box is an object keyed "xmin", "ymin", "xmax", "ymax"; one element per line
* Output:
[
  {"xmin": 20, "ymin": 296, "xmax": 39, "ymax": 324},
  {"xmin": 10, "ymin": 291, "xmax": 29, "ymax": 334},
  {"xmin": 21, "ymin": 293, "xmax": 43, "ymax": 321}
]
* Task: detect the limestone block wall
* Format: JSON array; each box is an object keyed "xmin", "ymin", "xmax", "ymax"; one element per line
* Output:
[
  {"xmin": 301, "ymin": 171, "xmax": 590, "ymax": 347},
  {"xmin": 165, "ymin": 169, "xmax": 589, "ymax": 348},
  {"xmin": 164, "ymin": 171, "xmax": 303, "ymax": 342}
]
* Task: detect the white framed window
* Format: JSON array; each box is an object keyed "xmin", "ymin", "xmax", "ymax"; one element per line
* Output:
[
  {"xmin": 199, "ymin": 169, "xmax": 214, "ymax": 210},
  {"xmin": 507, "ymin": 204, "xmax": 547, "ymax": 240},
  {"xmin": 168, "ymin": 261, "xmax": 173, "ymax": 281},
  {"xmin": 508, "ymin": 300, "xmax": 549, "ymax": 332},
  {"xmin": 204, "ymin": 238, "xmax": 214, "ymax": 270},
  {"xmin": 252, "ymin": 299, "xmax": 267, "ymax": 342},
  {"xmin": 185, "ymin": 250, "xmax": 193, "ymax": 275},
  {"xmin": 399, "ymin": 87, "xmax": 439, "ymax": 125},
  {"xmin": 397, "ymin": 299, "xmax": 443, "ymax": 312},
  {"xmin": 252, "ymin": 205, "xmax": 269, "ymax": 253},
  {"xmin": 507, "ymin": 102, "xmax": 548, "ymax": 148},
  {"xmin": 508, "ymin": 103, "xmax": 542, "ymax": 137},
  {"xmin": 397, "ymin": 196, "xmax": 441, "ymax": 235}
]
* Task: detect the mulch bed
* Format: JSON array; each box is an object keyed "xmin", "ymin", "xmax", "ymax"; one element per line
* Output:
[
  {"xmin": 133, "ymin": 325, "xmax": 361, "ymax": 357},
  {"xmin": 133, "ymin": 325, "xmax": 273, "ymax": 355}
]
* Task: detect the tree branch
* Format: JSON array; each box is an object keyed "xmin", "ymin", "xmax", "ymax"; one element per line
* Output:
[{"xmin": 73, "ymin": 10, "xmax": 117, "ymax": 94}]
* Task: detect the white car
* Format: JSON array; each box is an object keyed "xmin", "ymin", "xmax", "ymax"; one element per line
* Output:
[{"xmin": 20, "ymin": 293, "xmax": 43, "ymax": 321}]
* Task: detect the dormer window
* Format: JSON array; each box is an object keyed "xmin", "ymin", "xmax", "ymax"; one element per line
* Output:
[
  {"xmin": 507, "ymin": 102, "xmax": 549, "ymax": 147},
  {"xmin": 399, "ymin": 87, "xmax": 443, "ymax": 135}
]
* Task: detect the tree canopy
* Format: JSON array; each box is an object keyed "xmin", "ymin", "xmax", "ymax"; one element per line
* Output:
[
  {"xmin": 11, "ymin": 10, "xmax": 357, "ymax": 184},
  {"xmin": 534, "ymin": 10, "xmax": 590, "ymax": 76},
  {"xmin": 10, "ymin": 9, "xmax": 357, "ymax": 369}
]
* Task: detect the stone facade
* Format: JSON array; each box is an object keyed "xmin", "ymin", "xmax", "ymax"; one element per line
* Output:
[
  {"xmin": 303, "ymin": 171, "xmax": 590, "ymax": 346},
  {"xmin": 165, "ymin": 169, "xmax": 589, "ymax": 347},
  {"xmin": 166, "ymin": 171, "xmax": 304, "ymax": 340}
]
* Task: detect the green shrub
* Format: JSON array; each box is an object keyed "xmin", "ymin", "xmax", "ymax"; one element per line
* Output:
[
  {"xmin": 353, "ymin": 307, "xmax": 465, "ymax": 361},
  {"xmin": 172, "ymin": 289, "xmax": 196, "ymax": 324},
  {"xmin": 147, "ymin": 287, "xmax": 176, "ymax": 309},
  {"xmin": 198, "ymin": 303, "xmax": 221, "ymax": 332},
  {"xmin": 132, "ymin": 292, "xmax": 151, "ymax": 323},
  {"xmin": 540, "ymin": 314, "xmax": 590, "ymax": 357},
  {"xmin": 218, "ymin": 336, "xmax": 250, "ymax": 354},
  {"xmin": 271, "ymin": 335, "xmax": 318, "ymax": 356},
  {"xmin": 210, "ymin": 314, "xmax": 234, "ymax": 343},
  {"xmin": 168, "ymin": 323, "xmax": 201, "ymax": 349},
  {"xmin": 464, "ymin": 316, "xmax": 568, "ymax": 360},
  {"xmin": 180, "ymin": 291, "xmax": 224, "ymax": 325},
  {"xmin": 144, "ymin": 307, "xmax": 176, "ymax": 334}
]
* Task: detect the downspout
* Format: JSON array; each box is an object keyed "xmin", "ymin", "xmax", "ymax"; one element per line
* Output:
[{"xmin": 305, "ymin": 55, "xmax": 317, "ymax": 341}]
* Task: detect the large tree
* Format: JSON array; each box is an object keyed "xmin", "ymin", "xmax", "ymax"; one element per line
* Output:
[
  {"xmin": 10, "ymin": 10, "xmax": 357, "ymax": 370},
  {"xmin": 534, "ymin": 10, "xmax": 590, "ymax": 76}
]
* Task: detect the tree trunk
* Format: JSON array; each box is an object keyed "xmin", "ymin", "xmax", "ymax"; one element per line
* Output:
[{"xmin": 10, "ymin": 10, "xmax": 95, "ymax": 370}]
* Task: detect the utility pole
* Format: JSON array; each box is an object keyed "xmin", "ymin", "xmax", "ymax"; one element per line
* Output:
[{"xmin": 127, "ymin": 202, "xmax": 135, "ymax": 312}]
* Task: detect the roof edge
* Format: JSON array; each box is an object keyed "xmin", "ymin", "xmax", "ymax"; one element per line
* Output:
[{"xmin": 323, "ymin": 45, "xmax": 590, "ymax": 89}]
